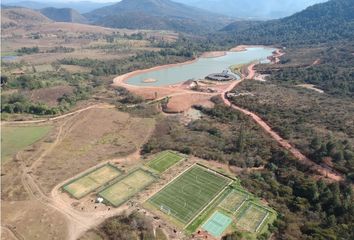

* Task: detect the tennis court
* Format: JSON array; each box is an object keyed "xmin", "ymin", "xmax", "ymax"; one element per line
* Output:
[
  {"xmin": 219, "ymin": 189, "xmax": 248, "ymax": 213},
  {"xmin": 236, "ymin": 203, "xmax": 269, "ymax": 232},
  {"xmin": 99, "ymin": 168, "xmax": 156, "ymax": 207},
  {"xmin": 63, "ymin": 164, "xmax": 122, "ymax": 199},
  {"xmin": 202, "ymin": 211, "xmax": 232, "ymax": 237}
]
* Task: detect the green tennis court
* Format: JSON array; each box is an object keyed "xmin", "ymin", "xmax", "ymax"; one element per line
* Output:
[
  {"xmin": 63, "ymin": 164, "xmax": 122, "ymax": 199},
  {"xmin": 236, "ymin": 204, "xmax": 269, "ymax": 232},
  {"xmin": 99, "ymin": 168, "xmax": 156, "ymax": 207},
  {"xmin": 202, "ymin": 211, "xmax": 232, "ymax": 237},
  {"xmin": 147, "ymin": 151, "xmax": 184, "ymax": 173},
  {"xmin": 219, "ymin": 189, "xmax": 248, "ymax": 213}
]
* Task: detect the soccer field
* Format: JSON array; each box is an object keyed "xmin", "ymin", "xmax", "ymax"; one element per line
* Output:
[
  {"xmin": 99, "ymin": 168, "xmax": 156, "ymax": 207},
  {"xmin": 147, "ymin": 151, "xmax": 184, "ymax": 173},
  {"xmin": 63, "ymin": 164, "xmax": 122, "ymax": 199},
  {"xmin": 148, "ymin": 165, "xmax": 232, "ymax": 224}
]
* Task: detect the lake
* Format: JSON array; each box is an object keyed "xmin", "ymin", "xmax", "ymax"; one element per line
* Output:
[
  {"xmin": 125, "ymin": 47, "xmax": 275, "ymax": 86},
  {"xmin": 1, "ymin": 55, "xmax": 18, "ymax": 61}
]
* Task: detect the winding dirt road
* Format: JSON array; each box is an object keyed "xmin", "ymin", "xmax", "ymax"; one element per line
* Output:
[
  {"xmin": 221, "ymin": 64, "xmax": 343, "ymax": 181},
  {"xmin": 2, "ymin": 103, "xmax": 114, "ymax": 125},
  {"xmin": 12, "ymin": 103, "xmax": 154, "ymax": 240}
]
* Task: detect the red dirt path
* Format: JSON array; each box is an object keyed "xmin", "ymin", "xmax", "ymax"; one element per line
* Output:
[{"xmin": 221, "ymin": 64, "xmax": 343, "ymax": 182}]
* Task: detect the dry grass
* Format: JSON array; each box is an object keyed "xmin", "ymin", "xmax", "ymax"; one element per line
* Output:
[
  {"xmin": 32, "ymin": 108, "xmax": 155, "ymax": 194},
  {"xmin": 23, "ymin": 85, "xmax": 74, "ymax": 106},
  {"xmin": 1, "ymin": 200, "xmax": 68, "ymax": 240}
]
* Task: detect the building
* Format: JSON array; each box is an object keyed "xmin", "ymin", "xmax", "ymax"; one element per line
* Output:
[{"xmin": 205, "ymin": 70, "xmax": 237, "ymax": 81}]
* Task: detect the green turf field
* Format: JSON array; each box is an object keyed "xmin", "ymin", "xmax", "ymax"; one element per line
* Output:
[
  {"xmin": 147, "ymin": 151, "xmax": 184, "ymax": 173},
  {"xmin": 236, "ymin": 204, "xmax": 269, "ymax": 233},
  {"xmin": 202, "ymin": 211, "xmax": 232, "ymax": 237},
  {"xmin": 99, "ymin": 168, "xmax": 156, "ymax": 207},
  {"xmin": 1, "ymin": 125, "xmax": 52, "ymax": 163},
  {"xmin": 63, "ymin": 164, "xmax": 122, "ymax": 199},
  {"xmin": 148, "ymin": 165, "xmax": 232, "ymax": 224},
  {"xmin": 219, "ymin": 189, "xmax": 248, "ymax": 213}
]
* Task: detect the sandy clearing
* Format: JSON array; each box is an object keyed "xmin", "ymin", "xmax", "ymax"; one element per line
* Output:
[
  {"xmin": 297, "ymin": 84, "xmax": 324, "ymax": 93},
  {"xmin": 201, "ymin": 51, "xmax": 226, "ymax": 58},
  {"xmin": 165, "ymin": 93, "xmax": 214, "ymax": 113}
]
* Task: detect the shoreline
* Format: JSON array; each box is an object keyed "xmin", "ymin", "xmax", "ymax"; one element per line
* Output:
[
  {"xmin": 113, "ymin": 58, "xmax": 198, "ymax": 88},
  {"xmin": 113, "ymin": 45, "xmax": 280, "ymax": 88}
]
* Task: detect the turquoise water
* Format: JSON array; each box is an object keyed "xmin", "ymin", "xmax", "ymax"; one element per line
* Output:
[{"xmin": 126, "ymin": 47, "xmax": 275, "ymax": 86}]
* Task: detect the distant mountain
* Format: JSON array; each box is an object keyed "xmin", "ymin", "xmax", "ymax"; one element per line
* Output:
[
  {"xmin": 40, "ymin": 7, "xmax": 87, "ymax": 23},
  {"xmin": 85, "ymin": 0, "xmax": 232, "ymax": 33},
  {"xmin": 221, "ymin": 0, "xmax": 354, "ymax": 46},
  {"xmin": 1, "ymin": 7, "xmax": 52, "ymax": 29},
  {"xmin": 1, "ymin": 0, "xmax": 114, "ymax": 14},
  {"xmin": 173, "ymin": 0, "xmax": 328, "ymax": 19}
]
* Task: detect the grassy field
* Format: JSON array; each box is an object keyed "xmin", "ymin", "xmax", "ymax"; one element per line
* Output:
[
  {"xmin": 236, "ymin": 204, "xmax": 270, "ymax": 233},
  {"xmin": 147, "ymin": 151, "xmax": 184, "ymax": 173},
  {"xmin": 148, "ymin": 165, "xmax": 232, "ymax": 224},
  {"xmin": 63, "ymin": 164, "xmax": 122, "ymax": 199},
  {"xmin": 99, "ymin": 169, "xmax": 156, "ymax": 207},
  {"xmin": 34, "ymin": 64, "xmax": 54, "ymax": 72},
  {"xmin": 1, "ymin": 125, "xmax": 52, "ymax": 163},
  {"xmin": 219, "ymin": 189, "xmax": 249, "ymax": 213}
]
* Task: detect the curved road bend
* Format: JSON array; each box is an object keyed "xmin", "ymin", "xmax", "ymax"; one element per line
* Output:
[{"xmin": 221, "ymin": 64, "xmax": 343, "ymax": 181}]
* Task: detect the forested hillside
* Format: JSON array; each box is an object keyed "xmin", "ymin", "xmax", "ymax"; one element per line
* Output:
[
  {"xmin": 39, "ymin": 7, "xmax": 88, "ymax": 23},
  {"xmin": 85, "ymin": 0, "xmax": 231, "ymax": 33},
  {"xmin": 221, "ymin": 0, "xmax": 354, "ymax": 46}
]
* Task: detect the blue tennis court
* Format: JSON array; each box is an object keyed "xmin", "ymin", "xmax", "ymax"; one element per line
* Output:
[{"xmin": 202, "ymin": 211, "xmax": 232, "ymax": 237}]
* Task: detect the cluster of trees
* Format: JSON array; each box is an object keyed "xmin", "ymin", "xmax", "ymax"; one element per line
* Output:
[
  {"xmin": 143, "ymin": 102, "xmax": 275, "ymax": 168},
  {"xmin": 1, "ymin": 85, "xmax": 92, "ymax": 116},
  {"xmin": 4, "ymin": 71, "xmax": 91, "ymax": 90},
  {"xmin": 309, "ymin": 137, "xmax": 354, "ymax": 179},
  {"xmin": 46, "ymin": 46, "xmax": 75, "ymax": 53},
  {"xmin": 114, "ymin": 87, "xmax": 143, "ymax": 105},
  {"xmin": 16, "ymin": 46, "xmax": 39, "ymax": 55},
  {"xmin": 1, "ymin": 93, "xmax": 60, "ymax": 115},
  {"xmin": 98, "ymin": 211, "xmax": 166, "ymax": 240},
  {"xmin": 6, "ymin": 74, "xmax": 56, "ymax": 90}
]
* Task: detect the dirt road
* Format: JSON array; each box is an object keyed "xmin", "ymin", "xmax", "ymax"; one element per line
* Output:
[
  {"xmin": 221, "ymin": 64, "xmax": 343, "ymax": 181},
  {"xmin": 14, "ymin": 106, "xmax": 155, "ymax": 240},
  {"xmin": 2, "ymin": 103, "xmax": 114, "ymax": 125}
]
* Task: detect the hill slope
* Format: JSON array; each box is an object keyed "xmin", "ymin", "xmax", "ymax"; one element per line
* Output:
[
  {"xmin": 1, "ymin": 0, "xmax": 114, "ymax": 14},
  {"xmin": 39, "ymin": 7, "xmax": 88, "ymax": 23},
  {"xmin": 1, "ymin": 7, "xmax": 52, "ymax": 29},
  {"xmin": 221, "ymin": 0, "xmax": 354, "ymax": 46},
  {"xmin": 174, "ymin": 0, "xmax": 328, "ymax": 19},
  {"xmin": 85, "ymin": 0, "xmax": 231, "ymax": 33}
]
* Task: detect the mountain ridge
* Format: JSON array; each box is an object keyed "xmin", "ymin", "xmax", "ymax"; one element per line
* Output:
[
  {"xmin": 39, "ymin": 7, "xmax": 88, "ymax": 23},
  {"xmin": 221, "ymin": 0, "xmax": 354, "ymax": 46},
  {"xmin": 85, "ymin": 0, "xmax": 233, "ymax": 33}
]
